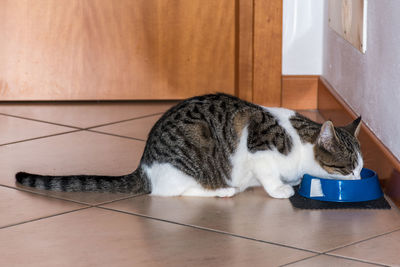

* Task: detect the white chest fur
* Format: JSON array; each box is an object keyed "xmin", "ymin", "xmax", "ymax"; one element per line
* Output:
[{"xmin": 229, "ymin": 107, "xmax": 320, "ymax": 192}]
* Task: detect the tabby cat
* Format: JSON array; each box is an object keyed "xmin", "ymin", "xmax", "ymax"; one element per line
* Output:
[{"xmin": 16, "ymin": 94, "xmax": 363, "ymax": 198}]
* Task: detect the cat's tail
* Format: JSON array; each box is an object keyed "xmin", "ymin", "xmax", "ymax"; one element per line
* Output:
[{"xmin": 15, "ymin": 168, "xmax": 151, "ymax": 194}]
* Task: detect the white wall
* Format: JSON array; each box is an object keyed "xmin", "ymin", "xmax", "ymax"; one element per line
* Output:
[
  {"xmin": 282, "ymin": 0, "xmax": 324, "ymax": 75},
  {"xmin": 283, "ymin": 0, "xmax": 400, "ymax": 160},
  {"xmin": 323, "ymin": 0, "xmax": 400, "ymax": 160}
]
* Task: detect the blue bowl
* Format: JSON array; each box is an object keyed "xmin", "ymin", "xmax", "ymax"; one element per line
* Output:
[{"xmin": 298, "ymin": 168, "xmax": 383, "ymax": 202}]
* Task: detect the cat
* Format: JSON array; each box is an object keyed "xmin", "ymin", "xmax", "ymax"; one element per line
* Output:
[{"xmin": 16, "ymin": 93, "xmax": 363, "ymax": 199}]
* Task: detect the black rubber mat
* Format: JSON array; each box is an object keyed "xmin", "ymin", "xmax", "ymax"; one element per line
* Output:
[{"xmin": 289, "ymin": 189, "xmax": 391, "ymax": 210}]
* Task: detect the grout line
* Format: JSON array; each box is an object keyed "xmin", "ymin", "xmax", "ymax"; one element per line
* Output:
[
  {"xmin": 320, "ymin": 254, "xmax": 388, "ymax": 267},
  {"xmin": 0, "ymin": 207, "xmax": 92, "ymax": 230},
  {"xmin": 0, "ymin": 184, "xmax": 146, "ymax": 207},
  {"xmin": 279, "ymin": 254, "xmax": 322, "ymax": 267},
  {"xmin": 0, "ymin": 111, "xmax": 164, "ymax": 132},
  {"xmin": 98, "ymin": 206, "xmax": 319, "ymax": 254},
  {"xmin": 0, "ymin": 111, "xmax": 165, "ymax": 146},
  {"xmin": 83, "ymin": 112, "xmax": 164, "ymax": 130},
  {"xmin": 385, "ymin": 197, "xmax": 400, "ymax": 213},
  {"xmin": 0, "ymin": 113, "xmax": 82, "ymax": 130},
  {"xmin": 0, "ymin": 130, "xmax": 82, "ymax": 147},
  {"xmin": 323, "ymin": 228, "xmax": 400, "ymax": 254},
  {"xmin": 280, "ymin": 253, "xmax": 388, "ymax": 267},
  {"xmin": 0, "ymin": 184, "xmax": 93, "ymax": 206},
  {"xmin": 85, "ymin": 130, "xmax": 146, "ymax": 142},
  {"xmin": 0, "ymin": 112, "xmax": 162, "ymax": 146},
  {"xmin": 92, "ymin": 193, "xmax": 148, "ymax": 207},
  {"xmin": 0, "ymin": 100, "xmax": 178, "ymax": 104},
  {"xmin": 0, "ymin": 111, "xmax": 162, "ymax": 144}
]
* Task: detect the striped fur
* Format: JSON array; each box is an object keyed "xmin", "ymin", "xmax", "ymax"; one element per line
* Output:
[
  {"xmin": 140, "ymin": 94, "xmax": 292, "ymax": 190},
  {"xmin": 16, "ymin": 169, "xmax": 151, "ymax": 194},
  {"xmin": 290, "ymin": 113, "xmax": 362, "ymax": 176}
]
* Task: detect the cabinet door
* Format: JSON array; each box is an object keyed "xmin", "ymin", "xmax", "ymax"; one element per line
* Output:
[
  {"xmin": 0, "ymin": 0, "xmax": 234, "ymax": 100},
  {"xmin": 0, "ymin": 0, "xmax": 281, "ymax": 105}
]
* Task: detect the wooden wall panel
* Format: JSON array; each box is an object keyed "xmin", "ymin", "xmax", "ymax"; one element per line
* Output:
[
  {"xmin": 328, "ymin": 0, "xmax": 367, "ymax": 53},
  {"xmin": 282, "ymin": 75, "xmax": 318, "ymax": 109},
  {"xmin": 253, "ymin": 0, "xmax": 282, "ymax": 106},
  {"xmin": 235, "ymin": 0, "xmax": 253, "ymax": 102},
  {"xmin": 0, "ymin": 0, "xmax": 85, "ymax": 100},
  {"xmin": 0, "ymin": 0, "xmax": 235, "ymax": 100}
]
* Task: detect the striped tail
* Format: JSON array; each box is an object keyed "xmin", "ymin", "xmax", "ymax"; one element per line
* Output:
[{"xmin": 15, "ymin": 169, "xmax": 151, "ymax": 194}]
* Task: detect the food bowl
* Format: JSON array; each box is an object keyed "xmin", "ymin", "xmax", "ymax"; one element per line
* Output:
[{"xmin": 298, "ymin": 168, "xmax": 383, "ymax": 202}]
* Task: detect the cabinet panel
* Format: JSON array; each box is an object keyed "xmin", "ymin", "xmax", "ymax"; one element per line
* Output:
[
  {"xmin": 0, "ymin": 0, "xmax": 235, "ymax": 100},
  {"xmin": 0, "ymin": 0, "xmax": 282, "ymax": 104}
]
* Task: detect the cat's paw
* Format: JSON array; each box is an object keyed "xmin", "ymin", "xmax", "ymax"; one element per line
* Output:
[
  {"xmin": 287, "ymin": 178, "xmax": 302, "ymax": 186},
  {"xmin": 268, "ymin": 184, "xmax": 294, "ymax": 199},
  {"xmin": 216, "ymin": 187, "xmax": 238, "ymax": 198}
]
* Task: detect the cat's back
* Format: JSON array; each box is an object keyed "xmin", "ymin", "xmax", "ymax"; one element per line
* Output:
[
  {"xmin": 163, "ymin": 93, "xmax": 254, "ymax": 121},
  {"xmin": 140, "ymin": 94, "xmax": 260, "ymax": 190},
  {"xmin": 141, "ymin": 94, "xmax": 256, "ymax": 165},
  {"xmin": 148, "ymin": 93, "xmax": 255, "ymax": 136}
]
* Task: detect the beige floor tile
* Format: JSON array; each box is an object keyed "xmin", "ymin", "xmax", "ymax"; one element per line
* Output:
[
  {"xmin": 0, "ymin": 186, "xmax": 86, "ymax": 228},
  {"xmin": 0, "ymin": 131, "xmax": 145, "ymax": 204},
  {"xmin": 0, "ymin": 115, "xmax": 74, "ymax": 145},
  {"xmin": 285, "ymin": 255, "xmax": 380, "ymax": 267},
  {"xmin": 329, "ymin": 230, "xmax": 400, "ymax": 266},
  {"xmin": 102, "ymin": 187, "xmax": 400, "ymax": 252},
  {"xmin": 0, "ymin": 208, "xmax": 314, "ymax": 267},
  {"xmin": 0, "ymin": 101, "xmax": 176, "ymax": 128},
  {"xmin": 92, "ymin": 114, "xmax": 162, "ymax": 140}
]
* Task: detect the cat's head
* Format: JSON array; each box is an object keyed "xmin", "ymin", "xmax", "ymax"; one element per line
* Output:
[{"xmin": 314, "ymin": 117, "xmax": 363, "ymax": 179}]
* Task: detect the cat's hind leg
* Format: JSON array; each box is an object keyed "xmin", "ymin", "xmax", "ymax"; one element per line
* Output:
[{"xmin": 144, "ymin": 162, "xmax": 238, "ymax": 197}]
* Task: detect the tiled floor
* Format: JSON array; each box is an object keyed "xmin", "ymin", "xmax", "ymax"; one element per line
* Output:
[{"xmin": 0, "ymin": 102, "xmax": 399, "ymax": 267}]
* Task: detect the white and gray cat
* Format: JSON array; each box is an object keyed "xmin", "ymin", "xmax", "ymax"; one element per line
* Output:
[{"xmin": 16, "ymin": 94, "xmax": 363, "ymax": 199}]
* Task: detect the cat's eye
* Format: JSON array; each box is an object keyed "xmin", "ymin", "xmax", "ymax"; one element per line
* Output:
[
  {"xmin": 324, "ymin": 163, "xmax": 346, "ymax": 169},
  {"xmin": 323, "ymin": 163, "xmax": 352, "ymax": 175}
]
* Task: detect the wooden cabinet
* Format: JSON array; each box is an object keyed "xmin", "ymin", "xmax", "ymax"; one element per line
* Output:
[{"xmin": 0, "ymin": 0, "xmax": 282, "ymax": 106}]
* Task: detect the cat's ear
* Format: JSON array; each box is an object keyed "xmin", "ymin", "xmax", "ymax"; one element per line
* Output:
[
  {"xmin": 317, "ymin": 121, "xmax": 339, "ymax": 152},
  {"xmin": 343, "ymin": 116, "xmax": 362, "ymax": 137}
]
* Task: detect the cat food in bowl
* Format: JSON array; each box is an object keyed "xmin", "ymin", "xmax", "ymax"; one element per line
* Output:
[{"xmin": 298, "ymin": 168, "xmax": 383, "ymax": 202}]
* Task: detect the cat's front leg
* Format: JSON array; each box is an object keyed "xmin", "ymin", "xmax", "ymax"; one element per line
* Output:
[
  {"xmin": 285, "ymin": 177, "xmax": 302, "ymax": 186},
  {"xmin": 253, "ymin": 164, "xmax": 294, "ymax": 198},
  {"xmin": 267, "ymin": 183, "xmax": 295, "ymax": 198}
]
